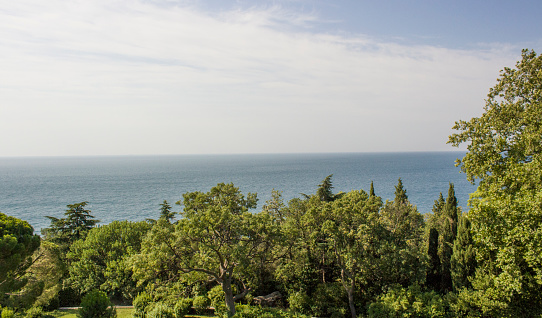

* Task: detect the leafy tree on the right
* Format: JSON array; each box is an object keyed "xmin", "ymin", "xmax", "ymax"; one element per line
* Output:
[{"xmin": 449, "ymin": 49, "xmax": 542, "ymax": 316}]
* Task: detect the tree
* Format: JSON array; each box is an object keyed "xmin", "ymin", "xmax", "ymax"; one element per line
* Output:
[
  {"xmin": 138, "ymin": 183, "xmax": 279, "ymax": 316},
  {"xmin": 322, "ymin": 190, "xmax": 381, "ymax": 318},
  {"xmin": 159, "ymin": 200, "xmax": 176, "ymax": 223},
  {"xmin": 302, "ymin": 175, "xmax": 343, "ymax": 202},
  {"xmin": 439, "ymin": 183, "xmax": 460, "ymax": 292},
  {"xmin": 449, "ymin": 49, "xmax": 542, "ymax": 315},
  {"xmin": 393, "ymin": 178, "xmax": 408, "ymax": 205},
  {"xmin": 0, "ymin": 213, "xmax": 40, "ymax": 302},
  {"xmin": 426, "ymin": 193, "xmax": 444, "ymax": 291},
  {"xmin": 378, "ymin": 180, "xmax": 425, "ymax": 289},
  {"xmin": 42, "ymin": 202, "xmax": 99, "ymax": 251},
  {"xmin": 451, "ymin": 214, "xmax": 476, "ymax": 291},
  {"xmin": 67, "ymin": 221, "xmax": 151, "ymax": 302},
  {"xmin": 369, "ymin": 181, "xmax": 376, "ymax": 197}
]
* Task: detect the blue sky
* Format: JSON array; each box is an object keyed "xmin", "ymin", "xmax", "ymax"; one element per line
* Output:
[{"xmin": 1, "ymin": 0, "xmax": 541, "ymax": 156}]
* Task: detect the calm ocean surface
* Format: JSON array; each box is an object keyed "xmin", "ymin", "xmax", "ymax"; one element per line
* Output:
[{"xmin": 0, "ymin": 152, "xmax": 475, "ymax": 234}]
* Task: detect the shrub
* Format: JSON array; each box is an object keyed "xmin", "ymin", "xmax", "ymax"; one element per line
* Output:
[
  {"xmin": 229, "ymin": 305, "xmax": 310, "ymax": 318},
  {"xmin": 132, "ymin": 292, "xmax": 153, "ymax": 318},
  {"xmin": 367, "ymin": 284, "xmax": 450, "ymax": 318},
  {"xmin": 192, "ymin": 295, "xmax": 210, "ymax": 314},
  {"xmin": 173, "ymin": 298, "xmax": 192, "ymax": 318},
  {"xmin": 1, "ymin": 308, "xmax": 15, "ymax": 318},
  {"xmin": 309, "ymin": 282, "xmax": 347, "ymax": 318},
  {"xmin": 287, "ymin": 292, "xmax": 310, "ymax": 315},
  {"xmin": 207, "ymin": 285, "xmax": 226, "ymax": 315},
  {"xmin": 77, "ymin": 289, "xmax": 117, "ymax": 318},
  {"xmin": 25, "ymin": 307, "xmax": 55, "ymax": 318},
  {"xmin": 146, "ymin": 302, "xmax": 174, "ymax": 318}
]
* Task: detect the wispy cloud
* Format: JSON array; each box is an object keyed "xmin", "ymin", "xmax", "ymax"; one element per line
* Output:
[{"xmin": 0, "ymin": 0, "xmax": 521, "ymax": 156}]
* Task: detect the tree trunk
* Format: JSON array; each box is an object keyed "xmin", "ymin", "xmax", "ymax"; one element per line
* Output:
[
  {"xmin": 347, "ymin": 286, "xmax": 357, "ymax": 318},
  {"xmin": 222, "ymin": 277, "xmax": 236, "ymax": 316},
  {"xmin": 341, "ymin": 269, "xmax": 357, "ymax": 318}
]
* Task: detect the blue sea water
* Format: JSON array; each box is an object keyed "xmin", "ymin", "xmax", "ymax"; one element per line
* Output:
[{"xmin": 0, "ymin": 152, "xmax": 476, "ymax": 234}]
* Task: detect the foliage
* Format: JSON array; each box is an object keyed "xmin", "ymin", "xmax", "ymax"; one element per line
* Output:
[
  {"xmin": 192, "ymin": 295, "xmax": 210, "ymax": 315},
  {"xmin": 22, "ymin": 241, "xmax": 65, "ymax": 310},
  {"xmin": 1, "ymin": 308, "xmax": 14, "ymax": 318},
  {"xmin": 146, "ymin": 302, "xmax": 174, "ymax": 318},
  {"xmin": 139, "ymin": 183, "xmax": 280, "ymax": 316},
  {"xmin": 367, "ymin": 284, "xmax": 450, "ymax": 318},
  {"xmin": 322, "ymin": 190, "xmax": 381, "ymax": 317},
  {"xmin": 67, "ymin": 220, "xmax": 151, "ymax": 302},
  {"xmin": 450, "ymin": 214, "xmax": 476, "ymax": 291},
  {"xmin": 449, "ymin": 49, "xmax": 542, "ymax": 315},
  {"xmin": 24, "ymin": 306, "xmax": 55, "ymax": 318},
  {"xmin": 42, "ymin": 202, "xmax": 99, "ymax": 251},
  {"xmin": 207, "ymin": 285, "xmax": 226, "ymax": 315},
  {"xmin": 77, "ymin": 289, "xmax": 116, "ymax": 318},
  {"xmin": 132, "ymin": 292, "xmax": 152, "ymax": 318},
  {"xmin": 173, "ymin": 298, "xmax": 191, "ymax": 318},
  {"xmin": 378, "ymin": 180, "xmax": 426, "ymax": 290},
  {"xmin": 159, "ymin": 201, "xmax": 176, "ymax": 223},
  {"xmin": 229, "ymin": 304, "xmax": 310, "ymax": 318},
  {"xmin": 0, "ymin": 212, "xmax": 41, "ymax": 304}
]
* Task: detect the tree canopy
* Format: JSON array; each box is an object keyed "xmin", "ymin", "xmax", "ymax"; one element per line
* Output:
[
  {"xmin": 449, "ymin": 49, "xmax": 542, "ymax": 316},
  {"xmin": 0, "ymin": 213, "xmax": 40, "ymax": 298}
]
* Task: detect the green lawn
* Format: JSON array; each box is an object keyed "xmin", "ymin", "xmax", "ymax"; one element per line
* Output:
[
  {"xmin": 49, "ymin": 308, "xmax": 133, "ymax": 318},
  {"xmin": 50, "ymin": 308, "xmax": 216, "ymax": 318}
]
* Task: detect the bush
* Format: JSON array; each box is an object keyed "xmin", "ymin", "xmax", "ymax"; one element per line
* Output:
[
  {"xmin": 173, "ymin": 298, "xmax": 192, "ymax": 318},
  {"xmin": 132, "ymin": 292, "xmax": 153, "ymax": 318},
  {"xmin": 1, "ymin": 308, "xmax": 15, "ymax": 318},
  {"xmin": 229, "ymin": 305, "xmax": 310, "ymax": 318},
  {"xmin": 309, "ymin": 283, "xmax": 347, "ymax": 318},
  {"xmin": 25, "ymin": 307, "xmax": 54, "ymax": 318},
  {"xmin": 77, "ymin": 289, "xmax": 117, "ymax": 318},
  {"xmin": 146, "ymin": 302, "xmax": 174, "ymax": 318},
  {"xmin": 207, "ymin": 285, "xmax": 226, "ymax": 315},
  {"xmin": 367, "ymin": 284, "xmax": 450, "ymax": 318},
  {"xmin": 192, "ymin": 295, "xmax": 210, "ymax": 314},
  {"xmin": 287, "ymin": 292, "xmax": 310, "ymax": 315}
]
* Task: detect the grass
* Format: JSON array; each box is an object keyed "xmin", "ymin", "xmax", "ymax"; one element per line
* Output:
[
  {"xmin": 49, "ymin": 308, "xmax": 216, "ymax": 318},
  {"xmin": 49, "ymin": 308, "xmax": 133, "ymax": 318}
]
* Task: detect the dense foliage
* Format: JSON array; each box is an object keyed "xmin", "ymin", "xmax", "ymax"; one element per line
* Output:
[{"xmin": 2, "ymin": 49, "xmax": 541, "ymax": 317}]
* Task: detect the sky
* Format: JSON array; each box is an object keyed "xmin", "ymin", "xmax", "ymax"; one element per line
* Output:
[{"xmin": 1, "ymin": 0, "xmax": 541, "ymax": 157}]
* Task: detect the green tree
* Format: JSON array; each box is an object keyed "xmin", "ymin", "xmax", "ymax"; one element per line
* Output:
[
  {"xmin": 302, "ymin": 175, "xmax": 343, "ymax": 202},
  {"xmin": 378, "ymin": 179, "xmax": 426, "ymax": 289},
  {"xmin": 136, "ymin": 183, "xmax": 279, "ymax": 316},
  {"xmin": 159, "ymin": 200, "xmax": 176, "ymax": 223},
  {"xmin": 67, "ymin": 220, "xmax": 151, "ymax": 302},
  {"xmin": 77, "ymin": 289, "xmax": 116, "ymax": 318},
  {"xmin": 322, "ymin": 190, "xmax": 382, "ymax": 318},
  {"xmin": 393, "ymin": 178, "xmax": 408, "ymax": 205},
  {"xmin": 451, "ymin": 214, "xmax": 476, "ymax": 291},
  {"xmin": 426, "ymin": 193, "xmax": 444, "ymax": 291},
  {"xmin": 439, "ymin": 184, "xmax": 460, "ymax": 292},
  {"xmin": 369, "ymin": 181, "xmax": 376, "ymax": 197},
  {"xmin": 0, "ymin": 213, "xmax": 40, "ymax": 304},
  {"xmin": 42, "ymin": 202, "xmax": 99, "ymax": 251},
  {"xmin": 449, "ymin": 49, "xmax": 542, "ymax": 315}
]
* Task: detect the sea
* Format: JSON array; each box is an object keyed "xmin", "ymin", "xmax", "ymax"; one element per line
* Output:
[{"xmin": 0, "ymin": 152, "xmax": 476, "ymax": 234}]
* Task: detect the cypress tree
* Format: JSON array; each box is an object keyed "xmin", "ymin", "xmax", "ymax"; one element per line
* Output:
[
  {"xmin": 439, "ymin": 183, "xmax": 460, "ymax": 292},
  {"xmin": 394, "ymin": 178, "xmax": 408, "ymax": 205},
  {"xmin": 369, "ymin": 181, "xmax": 376, "ymax": 197},
  {"xmin": 451, "ymin": 214, "xmax": 477, "ymax": 291},
  {"xmin": 426, "ymin": 192, "xmax": 444, "ymax": 292},
  {"xmin": 426, "ymin": 227, "xmax": 441, "ymax": 291}
]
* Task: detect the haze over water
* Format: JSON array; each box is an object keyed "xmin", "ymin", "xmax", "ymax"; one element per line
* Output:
[{"xmin": 0, "ymin": 152, "xmax": 475, "ymax": 233}]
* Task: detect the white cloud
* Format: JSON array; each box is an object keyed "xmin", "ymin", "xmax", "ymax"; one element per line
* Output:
[{"xmin": 0, "ymin": 0, "xmax": 521, "ymax": 156}]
